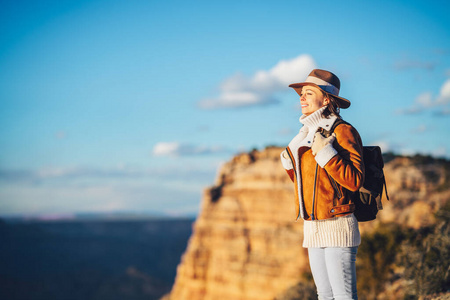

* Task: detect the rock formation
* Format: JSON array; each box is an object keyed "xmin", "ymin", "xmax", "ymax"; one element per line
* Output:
[{"xmin": 166, "ymin": 147, "xmax": 450, "ymax": 300}]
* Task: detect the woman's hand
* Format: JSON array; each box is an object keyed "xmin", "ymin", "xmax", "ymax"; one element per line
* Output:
[{"xmin": 311, "ymin": 132, "xmax": 336, "ymax": 156}]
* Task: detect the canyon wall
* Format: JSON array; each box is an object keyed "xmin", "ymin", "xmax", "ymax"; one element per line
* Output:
[{"xmin": 166, "ymin": 147, "xmax": 449, "ymax": 300}]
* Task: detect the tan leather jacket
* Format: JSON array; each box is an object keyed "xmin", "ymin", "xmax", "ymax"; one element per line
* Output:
[{"xmin": 281, "ymin": 121, "xmax": 364, "ymax": 221}]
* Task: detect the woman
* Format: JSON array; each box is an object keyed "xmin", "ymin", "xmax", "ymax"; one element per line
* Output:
[{"xmin": 280, "ymin": 69, "xmax": 364, "ymax": 300}]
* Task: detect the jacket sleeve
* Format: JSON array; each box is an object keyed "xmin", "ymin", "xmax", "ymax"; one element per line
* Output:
[
  {"xmin": 280, "ymin": 149, "xmax": 295, "ymax": 182},
  {"xmin": 315, "ymin": 124, "xmax": 364, "ymax": 192}
]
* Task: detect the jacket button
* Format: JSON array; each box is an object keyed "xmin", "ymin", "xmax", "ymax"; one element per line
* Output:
[{"xmin": 307, "ymin": 141, "xmax": 311, "ymax": 143}]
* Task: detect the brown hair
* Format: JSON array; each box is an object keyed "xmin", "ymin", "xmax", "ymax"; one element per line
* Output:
[{"xmin": 322, "ymin": 93, "xmax": 341, "ymax": 118}]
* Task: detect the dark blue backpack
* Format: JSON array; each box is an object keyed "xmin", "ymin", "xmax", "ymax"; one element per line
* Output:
[{"xmin": 322, "ymin": 119, "xmax": 389, "ymax": 222}]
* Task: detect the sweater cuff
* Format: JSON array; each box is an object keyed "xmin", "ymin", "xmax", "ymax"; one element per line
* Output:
[
  {"xmin": 280, "ymin": 151, "xmax": 293, "ymax": 170},
  {"xmin": 314, "ymin": 143, "xmax": 337, "ymax": 168}
]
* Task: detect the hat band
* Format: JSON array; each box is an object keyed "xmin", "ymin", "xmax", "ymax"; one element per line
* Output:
[{"xmin": 305, "ymin": 76, "xmax": 340, "ymax": 96}]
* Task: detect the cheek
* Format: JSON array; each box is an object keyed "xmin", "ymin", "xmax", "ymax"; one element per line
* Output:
[{"xmin": 313, "ymin": 99, "xmax": 323, "ymax": 107}]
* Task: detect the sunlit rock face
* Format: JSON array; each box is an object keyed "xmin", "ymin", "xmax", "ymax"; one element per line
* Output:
[
  {"xmin": 169, "ymin": 147, "xmax": 307, "ymax": 300},
  {"xmin": 167, "ymin": 147, "xmax": 449, "ymax": 300},
  {"xmin": 366, "ymin": 155, "xmax": 450, "ymax": 230}
]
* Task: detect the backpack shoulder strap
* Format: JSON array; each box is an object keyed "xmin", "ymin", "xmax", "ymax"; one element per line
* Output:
[{"xmin": 320, "ymin": 118, "xmax": 349, "ymax": 137}]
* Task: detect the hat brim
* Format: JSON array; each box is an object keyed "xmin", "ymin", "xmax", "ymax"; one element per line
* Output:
[{"xmin": 289, "ymin": 82, "xmax": 351, "ymax": 109}]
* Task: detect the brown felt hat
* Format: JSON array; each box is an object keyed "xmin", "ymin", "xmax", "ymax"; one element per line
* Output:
[{"xmin": 289, "ymin": 69, "xmax": 351, "ymax": 109}]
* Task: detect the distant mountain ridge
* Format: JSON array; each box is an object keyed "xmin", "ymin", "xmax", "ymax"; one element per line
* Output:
[
  {"xmin": 1, "ymin": 211, "xmax": 190, "ymax": 223},
  {"xmin": 0, "ymin": 218, "xmax": 194, "ymax": 300}
]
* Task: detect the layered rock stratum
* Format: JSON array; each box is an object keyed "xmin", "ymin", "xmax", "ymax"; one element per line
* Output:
[{"xmin": 166, "ymin": 147, "xmax": 450, "ymax": 300}]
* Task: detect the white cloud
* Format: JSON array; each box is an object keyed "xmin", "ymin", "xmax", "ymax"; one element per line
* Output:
[
  {"xmin": 432, "ymin": 146, "xmax": 447, "ymax": 158},
  {"xmin": 436, "ymin": 78, "xmax": 450, "ymax": 105},
  {"xmin": 395, "ymin": 107, "xmax": 421, "ymax": 115},
  {"xmin": 394, "ymin": 59, "xmax": 436, "ymax": 71},
  {"xmin": 415, "ymin": 92, "xmax": 433, "ymax": 107},
  {"xmin": 152, "ymin": 142, "xmax": 227, "ymax": 156},
  {"xmin": 370, "ymin": 140, "xmax": 414, "ymax": 155},
  {"xmin": 0, "ymin": 163, "xmax": 219, "ymax": 216},
  {"xmin": 0, "ymin": 152, "xmax": 225, "ymax": 217},
  {"xmin": 0, "ymin": 180, "xmax": 203, "ymax": 217},
  {"xmin": 371, "ymin": 140, "xmax": 393, "ymax": 153},
  {"xmin": 410, "ymin": 124, "xmax": 428, "ymax": 134},
  {"xmin": 396, "ymin": 92, "xmax": 432, "ymax": 115},
  {"xmin": 369, "ymin": 140, "xmax": 449, "ymax": 159},
  {"xmin": 397, "ymin": 79, "xmax": 450, "ymax": 115},
  {"xmin": 198, "ymin": 54, "xmax": 316, "ymax": 109},
  {"xmin": 153, "ymin": 142, "xmax": 180, "ymax": 156},
  {"xmin": 0, "ymin": 164, "xmax": 216, "ymax": 184},
  {"xmin": 374, "ymin": 140, "xmax": 415, "ymax": 157}
]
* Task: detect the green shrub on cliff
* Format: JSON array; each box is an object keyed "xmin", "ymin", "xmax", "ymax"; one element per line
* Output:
[
  {"xmin": 357, "ymin": 223, "xmax": 405, "ymax": 300},
  {"xmin": 356, "ymin": 201, "xmax": 450, "ymax": 299},
  {"xmin": 400, "ymin": 201, "xmax": 450, "ymax": 298}
]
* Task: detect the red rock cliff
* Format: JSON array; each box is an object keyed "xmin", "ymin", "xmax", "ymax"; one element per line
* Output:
[{"xmin": 166, "ymin": 147, "xmax": 449, "ymax": 300}]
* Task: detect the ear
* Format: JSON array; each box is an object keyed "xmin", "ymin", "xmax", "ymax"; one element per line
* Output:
[{"xmin": 323, "ymin": 97, "xmax": 330, "ymax": 106}]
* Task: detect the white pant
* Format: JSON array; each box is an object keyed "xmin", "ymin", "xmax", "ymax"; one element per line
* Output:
[{"xmin": 308, "ymin": 247, "xmax": 358, "ymax": 300}]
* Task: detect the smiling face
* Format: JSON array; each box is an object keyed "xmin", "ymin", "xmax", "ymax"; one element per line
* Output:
[{"xmin": 299, "ymin": 85, "xmax": 329, "ymax": 116}]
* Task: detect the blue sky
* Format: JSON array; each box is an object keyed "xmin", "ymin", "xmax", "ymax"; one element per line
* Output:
[{"xmin": 1, "ymin": 0, "xmax": 449, "ymax": 217}]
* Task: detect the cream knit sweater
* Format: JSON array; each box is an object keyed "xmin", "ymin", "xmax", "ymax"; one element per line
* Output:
[{"xmin": 298, "ymin": 108, "xmax": 361, "ymax": 248}]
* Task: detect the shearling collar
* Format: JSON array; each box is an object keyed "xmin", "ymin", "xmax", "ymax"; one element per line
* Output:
[
  {"xmin": 300, "ymin": 107, "xmax": 337, "ymax": 131},
  {"xmin": 289, "ymin": 110, "xmax": 338, "ymax": 153},
  {"xmin": 300, "ymin": 106, "xmax": 327, "ymax": 128}
]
